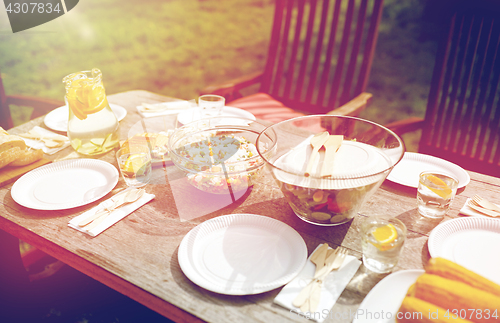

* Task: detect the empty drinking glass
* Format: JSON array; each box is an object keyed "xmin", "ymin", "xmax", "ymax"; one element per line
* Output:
[{"xmin": 198, "ymin": 94, "xmax": 225, "ymax": 118}]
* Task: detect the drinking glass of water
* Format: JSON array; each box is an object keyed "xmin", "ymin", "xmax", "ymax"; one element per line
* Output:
[
  {"xmin": 417, "ymin": 171, "xmax": 458, "ymax": 219},
  {"xmin": 361, "ymin": 215, "xmax": 406, "ymax": 273},
  {"xmin": 116, "ymin": 145, "xmax": 152, "ymax": 187}
]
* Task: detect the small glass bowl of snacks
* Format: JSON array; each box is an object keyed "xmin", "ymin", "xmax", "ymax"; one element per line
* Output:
[
  {"xmin": 169, "ymin": 117, "xmax": 275, "ymax": 195},
  {"xmin": 256, "ymin": 115, "xmax": 405, "ymax": 226},
  {"xmin": 125, "ymin": 116, "xmax": 177, "ymax": 166}
]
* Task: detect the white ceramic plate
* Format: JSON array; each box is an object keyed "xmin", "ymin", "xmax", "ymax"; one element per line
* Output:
[
  {"xmin": 428, "ymin": 217, "xmax": 500, "ymax": 285},
  {"xmin": 178, "ymin": 213, "xmax": 307, "ymax": 295},
  {"xmin": 44, "ymin": 103, "xmax": 127, "ymax": 132},
  {"xmin": 387, "ymin": 152, "xmax": 470, "ymax": 189},
  {"xmin": 353, "ymin": 269, "xmax": 424, "ymax": 323},
  {"xmin": 12, "ymin": 159, "xmax": 119, "ymax": 210},
  {"xmin": 176, "ymin": 106, "xmax": 256, "ymax": 125}
]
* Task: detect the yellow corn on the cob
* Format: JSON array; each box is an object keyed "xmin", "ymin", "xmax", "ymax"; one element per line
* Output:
[
  {"xmin": 426, "ymin": 257, "xmax": 500, "ymax": 297},
  {"xmin": 413, "ymin": 274, "xmax": 500, "ymax": 323}
]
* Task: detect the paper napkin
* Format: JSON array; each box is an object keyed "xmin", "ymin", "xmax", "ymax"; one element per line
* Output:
[
  {"xmin": 274, "ymin": 245, "xmax": 361, "ymax": 323},
  {"xmin": 459, "ymin": 198, "xmax": 500, "ymax": 218},
  {"xmin": 20, "ymin": 126, "xmax": 70, "ymax": 155},
  {"xmin": 136, "ymin": 100, "xmax": 195, "ymax": 118},
  {"xmin": 68, "ymin": 190, "xmax": 155, "ymax": 237}
]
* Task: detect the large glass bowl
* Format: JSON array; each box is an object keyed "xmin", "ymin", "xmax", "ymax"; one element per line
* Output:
[
  {"xmin": 256, "ymin": 115, "xmax": 405, "ymax": 226},
  {"xmin": 169, "ymin": 117, "xmax": 275, "ymax": 195}
]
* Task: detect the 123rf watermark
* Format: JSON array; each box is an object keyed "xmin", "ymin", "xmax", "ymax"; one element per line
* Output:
[{"xmin": 290, "ymin": 308, "xmax": 499, "ymax": 321}]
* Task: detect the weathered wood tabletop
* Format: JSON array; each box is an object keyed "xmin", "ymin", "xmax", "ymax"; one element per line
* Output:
[{"xmin": 1, "ymin": 90, "xmax": 499, "ymax": 323}]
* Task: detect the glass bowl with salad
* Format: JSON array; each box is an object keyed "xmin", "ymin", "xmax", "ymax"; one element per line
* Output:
[
  {"xmin": 169, "ymin": 117, "xmax": 275, "ymax": 195},
  {"xmin": 256, "ymin": 115, "xmax": 405, "ymax": 226}
]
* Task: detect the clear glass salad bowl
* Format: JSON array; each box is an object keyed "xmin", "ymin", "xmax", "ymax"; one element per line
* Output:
[
  {"xmin": 169, "ymin": 117, "xmax": 275, "ymax": 195},
  {"xmin": 256, "ymin": 115, "xmax": 405, "ymax": 226}
]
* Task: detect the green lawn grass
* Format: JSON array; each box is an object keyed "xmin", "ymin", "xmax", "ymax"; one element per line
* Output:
[{"xmin": 0, "ymin": 0, "xmax": 437, "ymax": 145}]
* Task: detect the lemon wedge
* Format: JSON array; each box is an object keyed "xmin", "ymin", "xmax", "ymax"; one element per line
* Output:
[
  {"xmin": 423, "ymin": 174, "xmax": 452, "ymax": 199},
  {"xmin": 371, "ymin": 224, "xmax": 398, "ymax": 251},
  {"xmin": 124, "ymin": 154, "xmax": 147, "ymax": 174}
]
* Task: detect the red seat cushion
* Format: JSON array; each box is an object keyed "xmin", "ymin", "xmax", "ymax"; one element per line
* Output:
[
  {"xmin": 228, "ymin": 93, "xmax": 326, "ymax": 132},
  {"xmin": 227, "ymin": 93, "xmax": 305, "ymax": 123}
]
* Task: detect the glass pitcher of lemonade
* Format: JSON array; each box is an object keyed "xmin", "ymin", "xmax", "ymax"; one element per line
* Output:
[{"xmin": 63, "ymin": 68, "xmax": 119, "ymax": 156}]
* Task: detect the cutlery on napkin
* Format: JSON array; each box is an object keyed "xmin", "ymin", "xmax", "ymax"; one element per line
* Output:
[
  {"xmin": 137, "ymin": 100, "xmax": 195, "ymax": 118},
  {"xmin": 18, "ymin": 126, "xmax": 70, "ymax": 154},
  {"xmin": 68, "ymin": 188, "xmax": 155, "ymax": 237},
  {"xmin": 274, "ymin": 243, "xmax": 361, "ymax": 322},
  {"xmin": 79, "ymin": 188, "xmax": 146, "ymax": 231},
  {"xmin": 460, "ymin": 196, "xmax": 500, "ymax": 218}
]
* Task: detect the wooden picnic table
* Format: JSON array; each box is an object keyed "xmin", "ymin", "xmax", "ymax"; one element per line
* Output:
[{"xmin": 1, "ymin": 90, "xmax": 499, "ymax": 323}]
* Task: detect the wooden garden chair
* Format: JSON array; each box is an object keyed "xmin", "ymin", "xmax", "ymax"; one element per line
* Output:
[
  {"xmin": 386, "ymin": 0, "xmax": 500, "ymax": 177},
  {"xmin": 0, "ymin": 70, "xmax": 64, "ymax": 279},
  {"xmin": 202, "ymin": 0, "xmax": 384, "ymax": 123},
  {"xmin": 0, "ymin": 69, "xmax": 64, "ymax": 129}
]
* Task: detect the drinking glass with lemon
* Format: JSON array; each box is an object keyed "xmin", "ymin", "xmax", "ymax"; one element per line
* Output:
[
  {"xmin": 360, "ymin": 215, "xmax": 407, "ymax": 273},
  {"xmin": 417, "ymin": 171, "xmax": 459, "ymax": 219},
  {"xmin": 116, "ymin": 146, "xmax": 152, "ymax": 187}
]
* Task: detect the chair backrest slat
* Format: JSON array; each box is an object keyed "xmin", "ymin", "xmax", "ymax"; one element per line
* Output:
[
  {"xmin": 452, "ymin": 13, "xmax": 480, "ymax": 153},
  {"xmin": 355, "ymin": 0, "xmax": 383, "ymax": 94},
  {"xmin": 282, "ymin": 0, "xmax": 306, "ymax": 98},
  {"xmin": 464, "ymin": 18, "xmax": 498, "ymax": 157},
  {"xmin": 260, "ymin": 0, "xmax": 383, "ymax": 114},
  {"xmin": 419, "ymin": 1, "xmax": 500, "ymax": 176},
  {"xmin": 304, "ymin": 0, "xmax": 331, "ymax": 103},
  {"xmin": 445, "ymin": 14, "xmax": 479, "ymax": 151},
  {"xmin": 327, "ymin": 0, "xmax": 355, "ymax": 108},
  {"xmin": 293, "ymin": 0, "xmax": 319, "ymax": 100},
  {"xmin": 316, "ymin": 0, "xmax": 342, "ymax": 106},
  {"xmin": 340, "ymin": 0, "xmax": 368, "ymax": 105}
]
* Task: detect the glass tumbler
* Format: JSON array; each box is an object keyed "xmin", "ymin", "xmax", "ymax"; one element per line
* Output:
[
  {"xmin": 116, "ymin": 145, "xmax": 152, "ymax": 187},
  {"xmin": 360, "ymin": 215, "xmax": 406, "ymax": 273},
  {"xmin": 417, "ymin": 171, "xmax": 459, "ymax": 219},
  {"xmin": 198, "ymin": 94, "xmax": 225, "ymax": 118}
]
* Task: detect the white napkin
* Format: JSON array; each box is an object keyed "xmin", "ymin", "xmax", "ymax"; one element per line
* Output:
[
  {"xmin": 68, "ymin": 190, "xmax": 155, "ymax": 237},
  {"xmin": 274, "ymin": 245, "xmax": 361, "ymax": 322},
  {"xmin": 21, "ymin": 126, "xmax": 70, "ymax": 155},
  {"xmin": 459, "ymin": 198, "xmax": 500, "ymax": 218},
  {"xmin": 136, "ymin": 100, "xmax": 194, "ymax": 118}
]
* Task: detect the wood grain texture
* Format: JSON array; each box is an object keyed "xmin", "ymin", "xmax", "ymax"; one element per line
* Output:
[
  {"xmin": 1, "ymin": 90, "xmax": 499, "ymax": 323},
  {"xmin": 0, "ymin": 157, "xmax": 51, "ymax": 187}
]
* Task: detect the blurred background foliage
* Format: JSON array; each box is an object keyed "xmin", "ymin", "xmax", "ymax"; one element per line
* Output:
[{"xmin": 0, "ymin": 0, "xmax": 442, "ymax": 150}]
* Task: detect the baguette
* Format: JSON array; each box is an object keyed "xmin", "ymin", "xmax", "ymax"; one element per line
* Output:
[
  {"xmin": 9, "ymin": 148, "xmax": 44, "ymax": 166},
  {"xmin": 0, "ymin": 135, "xmax": 27, "ymax": 153},
  {"xmin": 0, "ymin": 147, "xmax": 23, "ymax": 170}
]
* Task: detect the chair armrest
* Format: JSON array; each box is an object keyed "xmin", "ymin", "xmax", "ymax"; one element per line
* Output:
[
  {"xmin": 326, "ymin": 92, "xmax": 373, "ymax": 116},
  {"xmin": 384, "ymin": 117, "xmax": 425, "ymax": 135},
  {"xmin": 200, "ymin": 71, "xmax": 263, "ymax": 101},
  {"xmin": 7, "ymin": 95, "xmax": 64, "ymax": 119}
]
